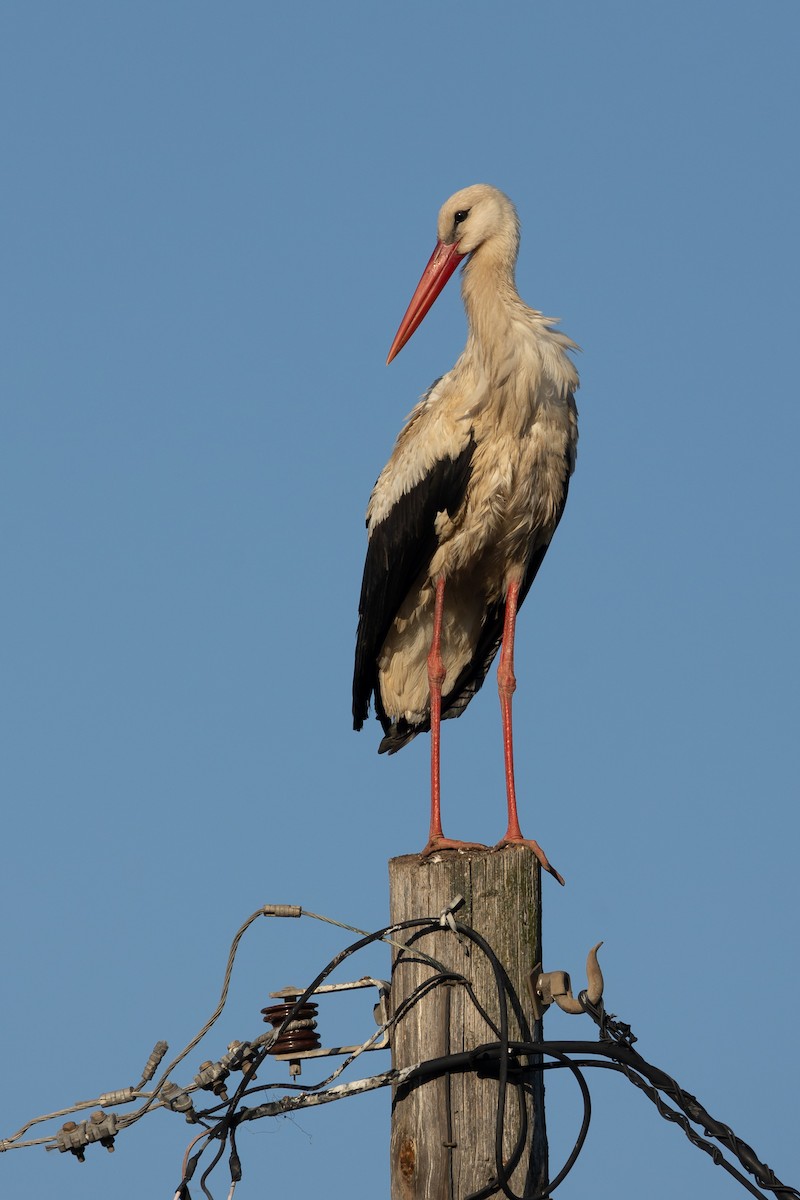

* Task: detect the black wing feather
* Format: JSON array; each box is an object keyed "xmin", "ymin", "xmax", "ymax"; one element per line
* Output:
[{"xmin": 352, "ymin": 435, "xmax": 476, "ymax": 732}]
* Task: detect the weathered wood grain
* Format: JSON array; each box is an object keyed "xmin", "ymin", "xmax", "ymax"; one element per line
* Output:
[{"xmin": 389, "ymin": 847, "xmax": 547, "ymax": 1200}]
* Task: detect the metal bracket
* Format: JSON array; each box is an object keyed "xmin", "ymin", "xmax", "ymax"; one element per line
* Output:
[
  {"xmin": 528, "ymin": 942, "xmax": 604, "ymax": 1021},
  {"xmin": 268, "ymin": 977, "xmax": 390, "ymax": 1074}
]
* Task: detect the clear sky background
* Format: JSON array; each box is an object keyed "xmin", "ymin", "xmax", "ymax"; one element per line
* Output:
[{"xmin": 1, "ymin": 3, "xmax": 797, "ymax": 1198}]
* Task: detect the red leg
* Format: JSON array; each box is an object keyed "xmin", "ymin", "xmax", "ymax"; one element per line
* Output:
[
  {"xmin": 420, "ymin": 577, "xmax": 485, "ymax": 859},
  {"xmin": 427, "ymin": 576, "xmax": 446, "ymax": 842},
  {"xmin": 494, "ymin": 580, "xmax": 565, "ymax": 885}
]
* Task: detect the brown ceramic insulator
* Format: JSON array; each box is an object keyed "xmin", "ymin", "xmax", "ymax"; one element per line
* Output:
[{"xmin": 261, "ymin": 1001, "xmax": 321, "ymax": 1054}]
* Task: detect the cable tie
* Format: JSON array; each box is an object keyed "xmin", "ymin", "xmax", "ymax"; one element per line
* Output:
[{"xmin": 439, "ymin": 895, "xmax": 465, "ymax": 932}]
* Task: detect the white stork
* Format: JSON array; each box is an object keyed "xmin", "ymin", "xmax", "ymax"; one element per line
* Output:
[{"xmin": 353, "ymin": 184, "xmax": 578, "ymax": 884}]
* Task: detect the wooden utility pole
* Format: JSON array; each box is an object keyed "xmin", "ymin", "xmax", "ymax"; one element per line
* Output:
[{"xmin": 388, "ymin": 847, "xmax": 547, "ymax": 1200}]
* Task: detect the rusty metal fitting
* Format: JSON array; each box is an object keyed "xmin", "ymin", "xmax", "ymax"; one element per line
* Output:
[
  {"xmin": 529, "ymin": 942, "xmax": 604, "ymax": 1020},
  {"xmin": 56, "ymin": 1120, "xmax": 88, "ymax": 1161},
  {"xmin": 138, "ymin": 1040, "xmax": 169, "ymax": 1085},
  {"xmin": 86, "ymin": 1110, "xmax": 117, "ymax": 1152},
  {"xmin": 99, "ymin": 1088, "xmax": 135, "ymax": 1107},
  {"xmin": 224, "ymin": 1040, "xmax": 259, "ymax": 1080},
  {"xmin": 160, "ymin": 1081, "xmax": 197, "ymax": 1121},
  {"xmin": 262, "ymin": 904, "xmax": 302, "ymax": 918},
  {"xmin": 195, "ymin": 1060, "xmax": 230, "ymax": 1100}
]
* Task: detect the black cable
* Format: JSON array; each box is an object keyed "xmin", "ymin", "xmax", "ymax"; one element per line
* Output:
[
  {"xmin": 399, "ymin": 918, "xmax": 550, "ymax": 1200},
  {"xmin": 391, "ymin": 1037, "xmax": 790, "ymax": 1200},
  {"xmin": 449, "ymin": 922, "xmax": 519, "ymax": 1200},
  {"xmin": 173, "ymin": 913, "xmax": 799, "ymax": 1200},
  {"xmin": 581, "ymin": 992, "xmax": 800, "ymax": 1200},
  {"xmin": 198, "ymin": 1131, "xmax": 228, "ymax": 1200},
  {"xmin": 494, "ymin": 1040, "xmax": 799, "ymax": 1200},
  {"xmin": 191, "ymin": 959, "xmax": 463, "ymax": 1126},
  {"xmin": 393, "ymin": 1039, "xmax": 591, "ymax": 1200},
  {"xmin": 228, "ymin": 1124, "xmax": 242, "ymax": 1186},
  {"xmin": 564, "ymin": 1058, "xmax": 772, "ymax": 1200},
  {"xmin": 449, "ymin": 919, "xmax": 552, "ymax": 1200},
  {"xmin": 182, "ymin": 916, "xmax": 458, "ymax": 1191},
  {"xmin": 395, "ymin": 918, "xmax": 529, "ymax": 1200},
  {"xmin": 530, "ymin": 1052, "xmax": 591, "ymax": 1198},
  {"xmin": 399, "ymin": 930, "xmax": 504, "ymax": 1038}
]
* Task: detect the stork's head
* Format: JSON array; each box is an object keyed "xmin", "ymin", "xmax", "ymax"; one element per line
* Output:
[
  {"xmin": 387, "ymin": 184, "xmax": 520, "ymax": 363},
  {"xmin": 436, "ymin": 184, "xmax": 520, "ymax": 261}
]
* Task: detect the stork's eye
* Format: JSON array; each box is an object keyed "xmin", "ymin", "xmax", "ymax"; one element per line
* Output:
[{"xmin": 454, "ymin": 209, "xmax": 470, "ymax": 225}]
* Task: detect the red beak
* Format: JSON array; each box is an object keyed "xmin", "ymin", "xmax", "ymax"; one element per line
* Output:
[{"xmin": 386, "ymin": 239, "xmax": 466, "ymax": 364}]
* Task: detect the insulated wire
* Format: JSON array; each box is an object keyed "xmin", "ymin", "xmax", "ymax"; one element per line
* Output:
[{"xmin": 3, "ymin": 902, "xmax": 796, "ymax": 1200}]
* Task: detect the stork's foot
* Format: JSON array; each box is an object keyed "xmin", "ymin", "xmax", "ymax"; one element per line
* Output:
[
  {"xmin": 420, "ymin": 835, "xmax": 488, "ymax": 860},
  {"xmin": 493, "ymin": 836, "xmax": 565, "ymax": 886}
]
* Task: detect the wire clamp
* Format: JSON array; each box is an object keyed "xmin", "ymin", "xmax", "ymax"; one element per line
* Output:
[
  {"xmin": 51, "ymin": 1111, "xmax": 118, "ymax": 1160},
  {"xmin": 159, "ymin": 1082, "xmax": 198, "ymax": 1122},
  {"xmin": 194, "ymin": 1059, "xmax": 231, "ymax": 1101},
  {"xmin": 223, "ymin": 1040, "xmax": 259, "ymax": 1080},
  {"xmin": 528, "ymin": 941, "xmax": 604, "ymax": 1020}
]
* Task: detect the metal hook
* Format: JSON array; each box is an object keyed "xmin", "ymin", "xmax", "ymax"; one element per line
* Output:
[{"xmin": 528, "ymin": 942, "xmax": 604, "ymax": 1021}]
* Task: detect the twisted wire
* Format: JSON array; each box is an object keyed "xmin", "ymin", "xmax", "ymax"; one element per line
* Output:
[{"xmin": 2, "ymin": 903, "xmax": 796, "ymax": 1200}]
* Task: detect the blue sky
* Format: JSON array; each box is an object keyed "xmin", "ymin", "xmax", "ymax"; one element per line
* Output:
[{"xmin": 1, "ymin": 3, "xmax": 798, "ymax": 1197}]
